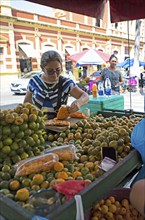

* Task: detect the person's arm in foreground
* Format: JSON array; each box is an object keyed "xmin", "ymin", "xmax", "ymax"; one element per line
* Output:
[
  {"xmin": 23, "ymin": 91, "xmax": 33, "ymax": 104},
  {"xmin": 130, "ymin": 179, "xmax": 145, "ymax": 217},
  {"xmin": 69, "ymin": 86, "xmax": 89, "ymax": 113}
]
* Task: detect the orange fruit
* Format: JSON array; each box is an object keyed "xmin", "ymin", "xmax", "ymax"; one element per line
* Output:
[
  {"xmin": 9, "ymin": 180, "xmax": 20, "ymax": 191},
  {"xmin": 16, "ymin": 188, "xmax": 29, "ymax": 201},
  {"xmin": 72, "ymin": 171, "xmax": 82, "ymax": 179},
  {"xmin": 56, "ymin": 171, "xmax": 68, "ymax": 180},
  {"xmin": 54, "ymin": 162, "xmax": 64, "ymax": 171}
]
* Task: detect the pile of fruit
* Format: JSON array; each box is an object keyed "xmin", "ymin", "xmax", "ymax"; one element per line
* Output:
[
  {"xmin": 0, "ymin": 106, "xmax": 144, "ymax": 211},
  {"xmin": 0, "ymin": 103, "xmax": 46, "ymax": 165},
  {"xmin": 91, "ymin": 195, "xmax": 144, "ymax": 220}
]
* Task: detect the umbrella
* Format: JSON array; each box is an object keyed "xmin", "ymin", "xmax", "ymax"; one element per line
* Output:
[
  {"xmin": 27, "ymin": 0, "xmax": 145, "ymax": 23},
  {"xmin": 117, "ymin": 59, "xmax": 145, "ymax": 69},
  {"xmin": 67, "ymin": 49, "xmax": 110, "ymax": 66}
]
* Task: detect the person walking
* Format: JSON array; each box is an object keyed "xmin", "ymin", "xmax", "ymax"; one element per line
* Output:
[
  {"xmin": 23, "ymin": 50, "xmax": 89, "ymax": 119},
  {"xmin": 100, "ymin": 54, "xmax": 123, "ymax": 94},
  {"xmin": 78, "ymin": 67, "xmax": 83, "ymax": 78}
]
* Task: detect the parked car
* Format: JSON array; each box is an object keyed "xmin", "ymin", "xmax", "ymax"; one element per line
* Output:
[{"xmin": 10, "ymin": 70, "xmax": 41, "ymax": 94}]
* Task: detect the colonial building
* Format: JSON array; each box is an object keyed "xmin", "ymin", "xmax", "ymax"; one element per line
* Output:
[{"xmin": 0, "ymin": 0, "xmax": 145, "ymax": 75}]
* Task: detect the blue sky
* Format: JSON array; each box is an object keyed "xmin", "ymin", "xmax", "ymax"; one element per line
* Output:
[{"xmin": 10, "ymin": 0, "xmax": 53, "ymax": 16}]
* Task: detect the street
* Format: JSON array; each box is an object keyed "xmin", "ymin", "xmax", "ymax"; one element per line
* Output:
[{"xmin": 0, "ymin": 75, "xmax": 144, "ymax": 112}]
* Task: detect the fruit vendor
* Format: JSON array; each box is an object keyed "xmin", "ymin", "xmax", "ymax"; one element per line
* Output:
[{"xmin": 23, "ymin": 50, "xmax": 89, "ymax": 119}]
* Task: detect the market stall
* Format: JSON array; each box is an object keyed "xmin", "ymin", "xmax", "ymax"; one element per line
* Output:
[{"xmin": 0, "ymin": 103, "xmax": 144, "ymax": 220}]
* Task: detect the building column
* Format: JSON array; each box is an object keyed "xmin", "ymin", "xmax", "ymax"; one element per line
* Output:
[
  {"xmin": 76, "ymin": 34, "xmax": 81, "ymax": 52},
  {"xmin": 35, "ymin": 30, "xmax": 41, "ymax": 68},
  {"xmin": 8, "ymin": 22, "xmax": 17, "ymax": 73}
]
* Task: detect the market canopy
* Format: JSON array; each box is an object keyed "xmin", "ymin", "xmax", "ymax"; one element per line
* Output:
[
  {"xmin": 117, "ymin": 58, "xmax": 145, "ymax": 69},
  {"xmin": 27, "ymin": 0, "xmax": 145, "ymax": 22},
  {"xmin": 67, "ymin": 49, "xmax": 110, "ymax": 66}
]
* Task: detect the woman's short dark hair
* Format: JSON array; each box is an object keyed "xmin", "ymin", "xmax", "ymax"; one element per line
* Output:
[
  {"xmin": 109, "ymin": 54, "xmax": 118, "ymax": 62},
  {"xmin": 40, "ymin": 50, "xmax": 62, "ymax": 68}
]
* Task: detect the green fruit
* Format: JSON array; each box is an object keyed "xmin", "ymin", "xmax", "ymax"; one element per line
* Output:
[
  {"xmin": 20, "ymin": 152, "xmax": 29, "ymax": 160},
  {"xmin": 19, "ymin": 123, "xmax": 28, "ymax": 131},
  {"xmin": 84, "ymin": 173, "xmax": 94, "ymax": 181},
  {"xmin": 16, "ymin": 131, "xmax": 25, "ymax": 139},
  {"xmin": 18, "ymin": 140, "xmax": 27, "ymax": 148},
  {"xmin": 2, "ymin": 146, "xmax": 11, "ymax": 154},
  {"xmin": 2, "ymin": 126, "xmax": 11, "ymax": 135},
  {"xmin": 0, "ymin": 141, "xmax": 3, "ymax": 149},
  {"xmin": 0, "ymin": 181, "xmax": 9, "ymax": 189},
  {"xmin": 9, "ymin": 151, "xmax": 17, "ymax": 157},
  {"xmin": 1, "ymin": 172, "xmax": 11, "ymax": 180},
  {"xmin": 24, "ymin": 129, "xmax": 32, "ymax": 136},
  {"xmin": 2, "ymin": 165, "xmax": 11, "ymax": 172},
  {"xmin": 11, "ymin": 142, "xmax": 19, "ymax": 150},
  {"xmin": 11, "ymin": 155, "xmax": 21, "ymax": 164},
  {"xmin": 21, "ymin": 178, "xmax": 31, "ymax": 187},
  {"xmin": 3, "ymin": 138, "xmax": 13, "ymax": 146},
  {"xmin": 26, "ymin": 137, "xmax": 35, "ymax": 146},
  {"xmin": 28, "ymin": 122, "xmax": 37, "ymax": 130},
  {"xmin": 0, "ymin": 189, "xmax": 10, "ymax": 195},
  {"xmin": 11, "ymin": 125, "xmax": 20, "ymax": 133},
  {"xmin": 81, "ymin": 167, "xmax": 89, "ymax": 175}
]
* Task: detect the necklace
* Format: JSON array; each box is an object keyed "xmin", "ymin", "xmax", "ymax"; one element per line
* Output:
[{"xmin": 41, "ymin": 73, "xmax": 58, "ymax": 89}]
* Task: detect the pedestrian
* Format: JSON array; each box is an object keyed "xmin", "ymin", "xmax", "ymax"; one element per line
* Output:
[
  {"xmin": 78, "ymin": 67, "xmax": 83, "ymax": 78},
  {"xmin": 100, "ymin": 54, "xmax": 123, "ymax": 94},
  {"xmin": 83, "ymin": 66, "xmax": 88, "ymax": 79},
  {"xmin": 23, "ymin": 50, "xmax": 89, "ymax": 119}
]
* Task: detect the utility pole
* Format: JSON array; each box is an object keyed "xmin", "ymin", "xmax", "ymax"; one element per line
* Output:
[{"xmin": 130, "ymin": 20, "xmax": 141, "ymax": 77}]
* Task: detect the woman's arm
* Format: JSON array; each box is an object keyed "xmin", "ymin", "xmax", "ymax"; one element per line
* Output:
[
  {"xmin": 130, "ymin": 179, "xmax": 145, "ymax": 217},
  {"xmin": 69, "ymin": 86, "xmax": 89, "ymax": 113},
  {"xmin": 23, "ymin": 91, "xmax": 33, "ymax": 104}
]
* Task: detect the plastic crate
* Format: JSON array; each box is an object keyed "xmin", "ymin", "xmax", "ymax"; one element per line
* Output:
[{"xmin": 80, "ymin": 95, "xmax": 124, "ymax": 115}]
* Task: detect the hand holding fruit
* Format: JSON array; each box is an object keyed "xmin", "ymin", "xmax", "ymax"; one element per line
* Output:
[{"xmin": 69, "ymin": 100, "xmax": 80, "ymax": 113}]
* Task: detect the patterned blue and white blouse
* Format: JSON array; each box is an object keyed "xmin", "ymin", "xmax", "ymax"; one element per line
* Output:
[{"xmin": 27, "ymin": 74, "xmax": 76, "ymax": 119}]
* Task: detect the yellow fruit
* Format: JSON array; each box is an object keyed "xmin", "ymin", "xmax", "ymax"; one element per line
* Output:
[
  {"xmin": 9, "ymin": 180, "xmax": 20, "ymax": 191},
  {"xmin": 5, "ymin": 114, "xmax": 15, "ymax": 123},
  {"xmin": 20, "ymin": 113, "xmax": 28, "ymax": 121},
  {"xmin": 16, "ymin": 188, "xmax": 29, "ymax": 201},
  {"xmin": 101, "ymin": 205, "xmax": 109, "ymax": 214},
  {"xmin": 40, "ymin": 181, "xmax": 49, "ymax": 189},
  {"xmin": 32, "ymin": 174, "xmax": 44, "ymax": 185},
  {"xmin": 14, "ymin": 116, "xmax": 24, "ymax": 125},
  {"xmin": 108, "ymin": 196, "xmax": 115, "ymax": 203},
  {"xmin": 21, "ymin": 107, "xmax": 29, "ymax": 115},
  {"xmin": 108, "ymin": 204, "xmax": 117, "ymax": 213}
]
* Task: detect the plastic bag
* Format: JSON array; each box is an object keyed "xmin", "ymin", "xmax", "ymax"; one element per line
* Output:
[
  {"xmin": 15, "ymin": 153, "xmax": 59, "ymax": 176},
  {"xmin": 43, "ymin": 144, "xmax": 78, "ymax": 161},
  {"xmin": 52, "ymin": 180, "xmax": 88, "ymax": 200},
  {"xmin": 131, "ymin": 118, "xmax": 145, "ymax": 163}
]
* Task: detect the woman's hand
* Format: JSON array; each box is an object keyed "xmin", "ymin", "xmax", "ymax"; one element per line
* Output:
[
  {"xmin": 115, "ymin": 82, "xmax": 123, "ymax": 87},
  {"xmin": 69, "ymin": 100, "xmax": 80, "ymax": 113}
]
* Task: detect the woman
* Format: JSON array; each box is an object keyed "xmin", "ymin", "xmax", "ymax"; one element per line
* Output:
[
  {"xmin": 24, "ymin": 50, "xmax": 89, "ymax": 119},
  {"xmin": 100, "ymin": 54, "xmax": 123, "ymax": 94}
]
